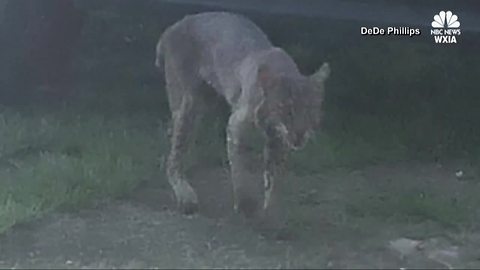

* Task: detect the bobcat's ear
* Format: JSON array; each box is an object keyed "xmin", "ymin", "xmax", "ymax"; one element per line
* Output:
[{"xmin": 310, "ymin": 62, "xmax": 331, "ymax": 87}]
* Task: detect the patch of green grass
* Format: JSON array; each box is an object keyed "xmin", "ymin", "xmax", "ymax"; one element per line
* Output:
[{"xmin": 0, "ymin": 108, "xmax": 167, "ymax": 233}]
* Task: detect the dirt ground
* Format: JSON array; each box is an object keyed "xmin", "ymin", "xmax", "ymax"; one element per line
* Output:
[{"xmin": 1, "ymin": 162, "xmax": 480, "ymax": 269}]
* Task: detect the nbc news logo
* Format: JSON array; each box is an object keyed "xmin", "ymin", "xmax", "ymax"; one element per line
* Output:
[{"xmin": 430, "ymin": 11, "xmax": 461, "ymax": 44}]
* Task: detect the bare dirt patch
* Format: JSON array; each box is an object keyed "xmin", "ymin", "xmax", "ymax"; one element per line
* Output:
[{"xmin": 1, "ymin": 162, "xmax": 480, "ymax": 269}]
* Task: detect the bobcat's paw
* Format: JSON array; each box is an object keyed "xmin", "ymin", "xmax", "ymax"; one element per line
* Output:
[{"xmin": 173, "ymin": 180, "xmax": 199, "ymax": 215}]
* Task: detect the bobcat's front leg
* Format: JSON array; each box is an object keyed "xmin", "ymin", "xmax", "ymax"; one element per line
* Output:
[
  {"xmin": 263, "ymin": 136, "xmax": 288, "ymax": 211},
  {"xmin": 226, "ymin": 108, "xmax": 261, "ymax": 217},
  {"xmin": 258, "ymin": 135, "xmax": 293, "ymax": 239}
]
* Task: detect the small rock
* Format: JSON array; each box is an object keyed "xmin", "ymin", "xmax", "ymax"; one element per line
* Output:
[{"xmin": 389, "ymin": 238, "xmax": 422, "ymax": 258}]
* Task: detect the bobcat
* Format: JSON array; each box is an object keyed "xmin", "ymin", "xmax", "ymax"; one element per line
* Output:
[{"xmin": 156, "ymin": 12, "xmax": 330, "ymax": 219}]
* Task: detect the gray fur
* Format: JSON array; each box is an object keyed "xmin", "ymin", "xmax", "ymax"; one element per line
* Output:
[{"xmin": 156, "ymin": 12, "xmax": 330, "ymax": 217}]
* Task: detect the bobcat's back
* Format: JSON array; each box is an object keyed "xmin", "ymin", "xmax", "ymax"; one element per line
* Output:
[{"xmin": 156, "ymin": 12, "xmax": 274, "ymax": 103}]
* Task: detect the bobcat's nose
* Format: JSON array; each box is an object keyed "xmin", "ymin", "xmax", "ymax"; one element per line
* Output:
[
  {"xmin": 291, "ymin": 137, "xmax": 305, "ymax": 150},
  {"xmin": 290, "ymin": 131, "xmax": 311, "ymax": 150},
  {"xmin": 275, "ymin": 124, "xmax": 309, "ymax": 150},
  {"xmin": 285, "ymin": 135, "xmax": 302, "ymax": 151}
]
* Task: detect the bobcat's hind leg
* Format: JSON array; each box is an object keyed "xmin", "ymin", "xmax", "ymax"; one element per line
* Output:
[{"xmin": 166, "ymin": 93, "xmax": 200, "ymax": 215}]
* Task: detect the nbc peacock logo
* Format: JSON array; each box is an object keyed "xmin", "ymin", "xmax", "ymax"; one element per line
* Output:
[
  {"xmin": 431, "ymin": 11, "xmax": 460, "ymax": 28},
  {"xmin": 430, "ymin": 11, "xmax": 461, "ymax": 44}
]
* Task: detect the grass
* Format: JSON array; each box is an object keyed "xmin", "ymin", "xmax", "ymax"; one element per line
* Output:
[{"xmin": 0, "ymin": 106, "xmax": 167, "ymax": 233}]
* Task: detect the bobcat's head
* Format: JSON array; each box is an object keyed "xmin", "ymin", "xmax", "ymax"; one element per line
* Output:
[{"xmin": 255, "ymin": 62, "xmax": 330, "ymax": 150}]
